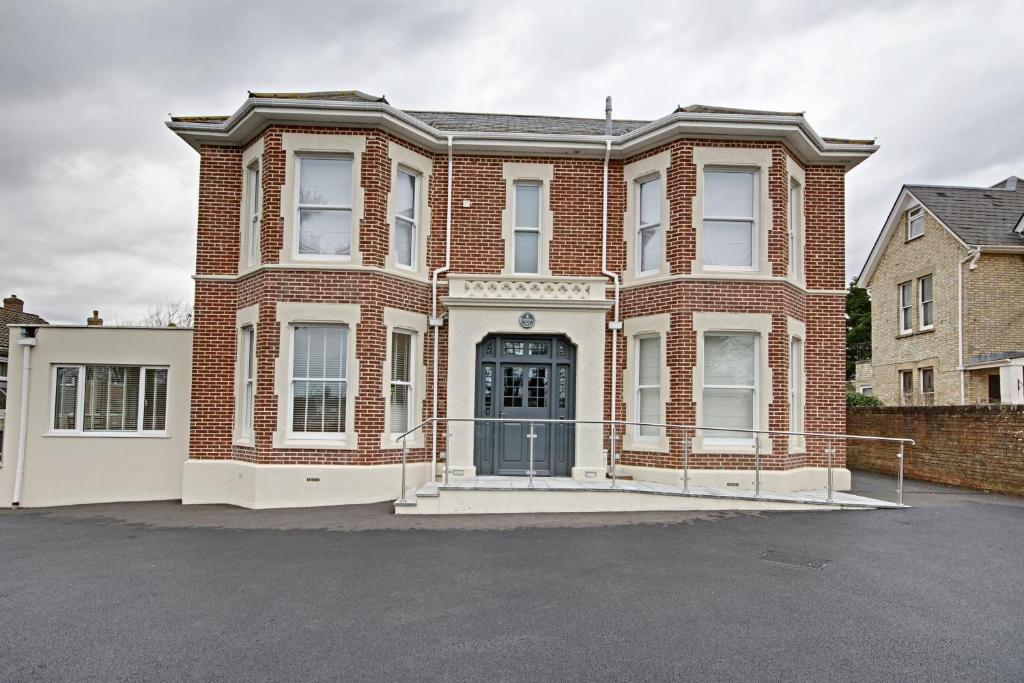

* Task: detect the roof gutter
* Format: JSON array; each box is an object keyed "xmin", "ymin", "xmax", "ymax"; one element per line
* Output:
[{"xmin": 167, "ymin": 98, "xmax": 877, "ymax": 169}]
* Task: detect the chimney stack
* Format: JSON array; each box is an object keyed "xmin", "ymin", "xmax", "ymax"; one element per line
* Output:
[
  {"xmin": 3, "ymin": 294, "xmax": 24, "ymax": 313},
  {"xmin": 87, "ymin": 310, "xmax": 103, "ymax": 326}
]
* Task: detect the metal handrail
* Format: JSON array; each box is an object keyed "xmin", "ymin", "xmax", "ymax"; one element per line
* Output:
[{"xmin": 395, "ymin": 417, "xmax": 913, "ymax": 507}]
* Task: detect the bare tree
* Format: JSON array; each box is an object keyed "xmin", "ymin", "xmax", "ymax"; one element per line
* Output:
[{"xmin": 135, "ymin": 299, "xmax": 194, "ymax": 328}]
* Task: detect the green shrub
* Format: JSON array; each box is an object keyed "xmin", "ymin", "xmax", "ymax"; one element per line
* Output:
[{"xmin": 847, "ymin": 390, "xmax": 883, "ymax": 407}]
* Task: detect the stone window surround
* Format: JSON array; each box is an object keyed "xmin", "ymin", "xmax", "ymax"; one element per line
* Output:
[
  {"xmin": 272, "ymin": 302, "xmax": 361, "ymax": 450},
  {"xmin": 622, "ymin": 151, "xmax": 672, "ymax": 284},
  {"xmin": 622, "ymin": 313, "xmax": 671, "ymax": 453},
  {"xmin": 787, "ymin": 316, "xmax": 806, "ymax": 454},
  {"xmin": 238, "ymin": 138, "xmax": 264, "ymax": 275},
  {"xmin": 501, "ymin": 162, "xmax": 554, "ymax": 277},
  {"xmin": 785, "ymin": 155, "xmax": 806, "ymax": 286},
  {"xmin": 279, "ymin": 132, "xmax": 367, "ymax": 267},
  {"xmin": 385, "ymin": 142, "xmax": 433, "ymax": 280},
  {"xmin": 233, "ymin": 304, "xmax": 259, "ymax": 446},
  {"xmin": 379, "ymin": 307, "xmax": 429, "ymax": 450},
  {"xmin": 691, "ymin": 147, "xmax": 774, "ymax": 277},
  {"xmin": 691, "ymin": 312, "xmax": 774, "ymax": 455}
]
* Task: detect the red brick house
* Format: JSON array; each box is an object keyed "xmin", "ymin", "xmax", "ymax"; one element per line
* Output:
[{"xmin": 168, "ymin": 91, "xmax": 877, "ymax": 508}]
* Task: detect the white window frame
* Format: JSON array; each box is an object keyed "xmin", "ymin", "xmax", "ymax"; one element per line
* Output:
[
  {"xmin": 0, "ymin": 355, "xmax": 7, "ymax": 418},
  {"xmin": 918, "ymin": 274, "xmax": 934, "ymax": 331},
  {"xmin": 907, "ymin": 206, "xmax": 924, "ymax": 240},
  {"xmin": 634, "ymin": 334, "xmax": 662, "ymax": 441},
  {"xmin": 788, "ymin": 177, "xmax": 804, "ymax": 281},
  {"xmin": 512, "ymin": 180, "xmax": 542, "ymax": 275},
  {"xmin": 898, "ymin": 282, "xmax": 913, "ymax": 334},
  {"xmin": 240, "ymin": 326, "xmax": 255, "ymax": 439},
  {"xmin": 789, "ymin": 333, "xmax": 805, "ymax": 452},
  {"xmin": 388, "ymin": 329, "xmax": 415, "ymax": 437},
  {"xmin": 48, "ymin": 364, "xmax": 169, "ymax": 437},
  {"xmin": 860, "ymin": 386, "xmax": 873, "ymax": 396},
  {"xmin": 394, "ymin": 168, "xmax": 419, "ymax": 271},
  {"xmin": 287, "ymin": 324, "xmax": 349, "ymax": 441},
  {"xmin": 702, "ymin": 168, "xmax": 759, "ymax": 272},
  {"xmin": 636, "ymin": 175, "xmax": 662, "ymax": 276},
  {"xmin": 702, "ymin": 332, "xmax": 759, "ymax": 447},
  {"xmin": 294, "ymin": 154, "xmax": 355, "ymax": 262},
  {"xmin": 245, "ymin": 160, "xmax": 261, "ymax": 267}
]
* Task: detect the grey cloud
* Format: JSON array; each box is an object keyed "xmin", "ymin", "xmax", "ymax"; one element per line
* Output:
[{"xmin": 1, "ymin": 0, "xmax": 1022, "ymax": 323}]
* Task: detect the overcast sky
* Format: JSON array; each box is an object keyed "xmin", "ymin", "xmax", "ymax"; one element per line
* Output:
[{"xmin": 2, "ymin": 0, "xmax": 1022, "ymax": 324}]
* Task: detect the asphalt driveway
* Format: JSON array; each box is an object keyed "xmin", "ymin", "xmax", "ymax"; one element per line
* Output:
[{"xmin": 0, "ymin": 472, "xmax": 1021, "ymax": 682}]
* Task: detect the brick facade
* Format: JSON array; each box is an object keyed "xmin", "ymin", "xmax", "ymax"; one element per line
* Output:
[
  {"xmin": 848, "ymin": 406, "xmax": 1024, "ymax": 497},
  {"xmin": 183, "ymin": 104, "xmax": 856, "ymax": 480}
]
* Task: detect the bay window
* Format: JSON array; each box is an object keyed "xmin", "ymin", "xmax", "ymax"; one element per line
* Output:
[
  {"xmin": 389, "ymin": 331, "xmax": 414, "ymax": 435},
  {"xmin": 637, "ymin": 176, "xmax": 662, "ymax": 275},
  {"xmin": 290, "ymin": 325, "xmax": 348, "ymax": 436},
  {"xmin": 703, "ymin": 333, "xmax": 757, "ymax": 444},
  {"xmin": 513, "ymin": 181, "xmax": 541, "ymax": 274},
  {"xmin": 788, "ymin": 177, "xmax": 803, "ymax": 280},
  {"xmin": 51, "ymin": 365, "xmax": 168, "ymax": 435},
  {"xmin": 636, "ymin": 336, "xmax": 661, "ymax": 438},
  {"xmin": 245, "ymin": 161, "xmax": 261, "ymax": 266},
  {"xmin": 703, "ymin": 170, "xmax": 756, "ymax": 269},
  {"xmin": 297, "ymin": 156, "xmax": 354, "ymax": 257},
  {"xmin": 240, "ymin": 326, "xmax": 255, "ymax": 438},
  {"xmin": 394, "ymin": 169, "xmax": 419, "ymax": 269},
  {"xmin": 789, "ymin": 336, "xmax": 805, "ymax": 447}
]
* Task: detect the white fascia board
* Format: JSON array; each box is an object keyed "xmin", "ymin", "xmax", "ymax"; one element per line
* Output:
[
  {"xmin": 858, "ymin": 188, "xmax": 971, "ymax": 287},
  {"xmin": 167, "ymin": 98, "xmax": 878, "ymax": 168}
]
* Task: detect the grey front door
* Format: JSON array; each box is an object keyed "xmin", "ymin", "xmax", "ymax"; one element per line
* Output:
[{"xmin": 474, "ymin": 335, "xmax": 575, "ymax": 476}]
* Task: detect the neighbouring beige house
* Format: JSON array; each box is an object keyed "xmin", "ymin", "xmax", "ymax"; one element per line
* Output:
[{"xmin": 858, "ymin": 176, "xmax": 1024, "ymax": 405}]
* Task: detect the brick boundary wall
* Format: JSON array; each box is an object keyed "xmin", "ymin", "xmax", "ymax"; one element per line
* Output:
[{"xmin": 847, "ymin": 406, "xmax": 1024, "ymax": 497}]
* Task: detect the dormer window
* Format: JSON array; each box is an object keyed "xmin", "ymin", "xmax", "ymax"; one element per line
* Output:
[{"xmin": 907, "ymin": 206, "xmax": 924, "ymax": 240}]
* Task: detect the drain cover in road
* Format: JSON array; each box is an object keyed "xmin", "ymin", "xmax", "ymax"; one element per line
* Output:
[{"xmin": 759, "ymin": 549, "xmax": 830, "ymax": 569}]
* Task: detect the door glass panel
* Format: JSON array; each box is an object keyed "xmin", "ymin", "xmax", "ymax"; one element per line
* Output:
[
  {"xmin": 483, "ymin": 365, "xmax": 494, "ymax": 415},
  {"xmin": 504, "ymin": 341, "xmax": 525, "ymax": 356},
  {"xmin": 503, "ymin": 366, "xmax": 523, "ymax": 407},
  {"xmin": 558, "ymin": 366, "xmax": 568, "ymax": 410},
  {"xmin": 527, "ymin": 367, "xmax": 548, "ymax": 408},
  {"xmin": 527, "ymin": 341, "xmax": 549, "ymax": 356}
]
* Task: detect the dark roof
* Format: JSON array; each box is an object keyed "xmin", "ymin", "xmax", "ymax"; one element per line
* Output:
[
  {"xmin": 246, "ymin": 90, "xmax": 388, "ymax": 103},
  {"xmin": 171, "ymin": 91, "xmax": 845, "ymax": 138},
  {"xmin": 968, "ymin": 351, "xmax": 1024, "ymax": 364},
  {"xmin": 676, "ymin": 104, "xmax": 803, "ymax": 117},
  {"xmin": 404, "ymin": 110, "xmax": 650, "ymax": 136},
  {"xmin": 907, "ymin": 177, "xmax": 1024, "ymax": 247},
  {"xmin": 1, "ymin": 308, "xmax": 47, "ymax": 353}
]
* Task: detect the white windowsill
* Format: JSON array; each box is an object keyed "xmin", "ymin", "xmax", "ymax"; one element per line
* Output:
[{"xmin": 44, "ymin": 431, "xmax": 170, "ymax": 439}]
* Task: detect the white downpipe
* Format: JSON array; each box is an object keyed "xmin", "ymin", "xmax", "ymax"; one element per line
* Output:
[
  {"xmin": 430, "ymin": 135, "xmax": 454, "ymax": 481},
  {"xmin": 600, "ymin": 130, "xmax": 621, "ymax": 476},
  {"xmin": 12, "ymin": 333, "xmax": 37, "ymax": 507},
  {"xmin": 957, "ymin": 247, "xmax": 981, "ymax": 405}
]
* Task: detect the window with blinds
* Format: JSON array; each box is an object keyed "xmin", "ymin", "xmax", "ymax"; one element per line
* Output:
[
  {"xmin": 636, "ymin": 336, "xmax": 661, "ymax": 438},
  {"xmin": 703, "ymin": 333, "xmax": 757, "ymax": 443},
  {"xmin": 389, "ymin": 331, "xmax": 413, "ymax": 434},
  {"xmin": 239, "ymin": 326, "xmax": 255, "ymax": 438},
  {"xmin": 703, "ymin": 169, "xmax": 756, "ymax": 269},
  {"xmin": 395, "ymin": 169, "xmax": 418, "ymax": 269},
  {"xmin": 291, "ymin": 325, "xmax": 347, "ymax": 435},
  {"xmin": 637, "ymin": 176, "xmax": 661, "ymax": 274},
  {"xmin": 51, "ymin": 365, "xmax": 169, "ymax": 434}
]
